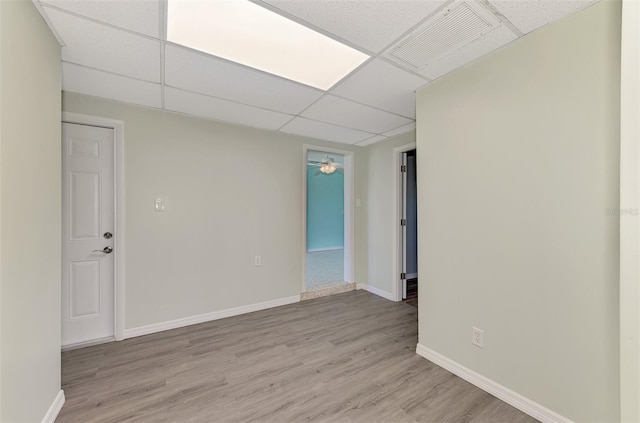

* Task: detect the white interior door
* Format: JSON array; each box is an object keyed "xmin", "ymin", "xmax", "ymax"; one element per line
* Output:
[{"xmin": 62, "ymin": 122, "xmax": 115, "ymax": 347}]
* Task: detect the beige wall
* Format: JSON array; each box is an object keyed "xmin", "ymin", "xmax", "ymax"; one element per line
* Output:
[
  {"xmin": 365, "ymin": 131, "xmax": 415, "ymax": 296},
  {"xmin": 416, "ymin": 2, "xmax": 621, "ymax": 422},
  {"xmin": 0, "ymin": 1, "xmax": 62, "ymax": 421},
  {"xmin": 62, "ymin": 93, "xmax": 368, "ymax": 329}
]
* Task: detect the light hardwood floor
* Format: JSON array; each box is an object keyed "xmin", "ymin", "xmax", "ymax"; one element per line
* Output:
[{"xmin": 57, "ymin": 291, "xmax": 538, "ymax": 422}]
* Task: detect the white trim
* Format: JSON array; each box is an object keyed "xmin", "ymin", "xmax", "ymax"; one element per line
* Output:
[
  {"xmin": 356, "ymin": 283, "xmax": 396, "ymax": 302},
  {"xmin": 620, "ymin": 1, "xmax": 640, "ymax": 421},
  {"xmin": 30, "ymin": 0, "xmax": 66, "ymax": 46},
  {"xmin": 124, "ymin": 295, "xmax": 300, "ymax": 339},
  {"xmin": 302, "ymin": 144, "xmax": 355, "ymax": 293},
  {"xmin": 392, "ymin": 142, "xmax": 416, "ymax": 301},
  {"xmin": 41, "ymin": 390, "xmax": 65, "ymax": 423},
  {"xmin": 61, "ymin": 112, "xmax": 126, "ymax": 341},
  {"xmin": 61, "ymin": 336, "xmax": 115, "ymax": 352},
  {"xmin": 307, "ymin": 246, "xmax": 344, "ymax": 253},
  {"xmin": 415, "ymin": 344, "xmax": 573, "ymax": 423}
]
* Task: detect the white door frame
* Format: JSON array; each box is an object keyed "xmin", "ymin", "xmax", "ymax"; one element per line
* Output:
[
  {"xmin": 392, "ymin": 142, "xmax": 417, "ymax": 302},
  {"xmin": 619, "ymin": 0, "xmax": 640, "ymax": 420},
  {"xmin": 62, "ymin": 112, "xmax": 125, "ymax": 342},
  {"xmin": 302, "ymin": 144, "xmax": 355, "ymax": 292}
]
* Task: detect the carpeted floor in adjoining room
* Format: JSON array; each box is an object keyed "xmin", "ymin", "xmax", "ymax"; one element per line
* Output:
[{"xmin": 305, "ymin": 248, "xmax": 347, "ymax": 291}]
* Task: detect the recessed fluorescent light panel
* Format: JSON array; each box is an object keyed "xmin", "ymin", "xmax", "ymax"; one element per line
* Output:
[{"xmin": 166, "ymin": 0, "xmax": 369, "ymax": 90}]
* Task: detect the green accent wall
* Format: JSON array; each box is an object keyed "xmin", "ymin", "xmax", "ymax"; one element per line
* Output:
[{"xmin": 306, "ymin": 165, "xmax": 344, "ymax": 251}]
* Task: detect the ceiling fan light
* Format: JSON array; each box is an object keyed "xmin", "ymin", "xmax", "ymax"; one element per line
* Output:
[{"xmin": 320, "ymin": 164, "xmax": 337, "ymax": 174}]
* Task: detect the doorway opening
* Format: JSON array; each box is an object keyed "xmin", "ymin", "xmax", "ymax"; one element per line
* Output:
[
  {"xmin": 393, "ymin": 143, "xmax": 418, "ymax": 305},
  {"xmin": 302, "ymin": 146, "xmax": 354, "ymax": 297},
  {"xmin": 402, "ymin": 150, "xmax": 418, "ymax": 307}
]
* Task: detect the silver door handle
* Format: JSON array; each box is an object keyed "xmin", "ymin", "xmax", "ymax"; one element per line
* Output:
[{"xmin": 93, "ymin": 246, "xmax": 113, "ymax": 254}]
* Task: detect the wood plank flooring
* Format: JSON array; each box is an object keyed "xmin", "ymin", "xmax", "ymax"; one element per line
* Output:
[{"xmin": 57, "ymin": 291, "xmax": 538, "ymax": 423}]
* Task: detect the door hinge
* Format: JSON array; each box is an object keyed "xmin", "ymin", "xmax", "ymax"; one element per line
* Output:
[
  {"xmin": 401, "ymin": 218, "xmax": 406, "ymax": 226},
  {"xmin": 401, "ymin": 165, "xmax": 407, "ymax": 173},
  {"xmin": 401, "ymin": 272, "xmax": 406, "ymax": 280}
]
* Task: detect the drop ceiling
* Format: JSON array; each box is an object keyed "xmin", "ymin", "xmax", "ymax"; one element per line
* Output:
[{"xmin": 35, "ymin": 0, "xmax": 598, "ymax": 146}]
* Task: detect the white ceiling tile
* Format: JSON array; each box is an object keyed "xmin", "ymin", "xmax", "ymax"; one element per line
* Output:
[
  {"xmin": 488, "ymin": 0, "xmax": 597, "ymax": 34},
  {"xmin": 301, "ymin": 95, "xmax": 413, "ymax": 134},
  {"xmin": 332, "ymin": 59, "xmax": 427, "ymax": 118},
  {"xmin": 164, "ymin": 45, "xmax": 323, "ymax": 115},
  {"xmin": 420, "ymin": 25, "xmax": 518, "ymax": 80},
  {"xmin": 164, "ymin": 87, "xmax": 293, "ymax": 131},
  {"xmin": 260, "ymin": 0, "xmax": 449, "ymax": 53},
  {"xmin": 383, "ymin": 122, "xmax": 417, "ymax": 138},
  {"xmin": 280, "ymin": 117, "xmax": 374, "ymax": 144},
  {"xmin": 62, "ymin": 62, "xmax": 162, "ymax": 108},
  {"xmin": 40, "ymin": 0, "xmax": 161, "ymax": 38},
  {"xmin": 355, "ymin": 135, "xmax": 389, "ymax": 147},
  {"xmin": 43, "ymin": 7, "xmax": 161, "ymax": 82}
]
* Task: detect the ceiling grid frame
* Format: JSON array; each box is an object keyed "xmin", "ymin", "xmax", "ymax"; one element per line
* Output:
[{"xmin": 37, "ymin": 0, "xmax": 602, "ymax": 146}]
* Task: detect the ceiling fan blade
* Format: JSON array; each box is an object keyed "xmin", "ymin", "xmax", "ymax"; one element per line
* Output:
[{"xmin": 314, "ymin": 169, "xmax": 322, "ymax": 175}]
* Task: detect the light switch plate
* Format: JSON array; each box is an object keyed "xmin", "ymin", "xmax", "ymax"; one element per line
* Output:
[{"xmin": 154, "ymin": 197, "xmax": 166, "ymax": 212}]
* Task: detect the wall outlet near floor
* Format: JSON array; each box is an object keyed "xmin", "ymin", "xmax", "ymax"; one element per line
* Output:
[
  {"xmin": 472, "ymin": 327, "xmax": 484, "ymax": 348},
  {"xmin": 254, "ymin": 255, "xmax": 262, "ymax": 267}
]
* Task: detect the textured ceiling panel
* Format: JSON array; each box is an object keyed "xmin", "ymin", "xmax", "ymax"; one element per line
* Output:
[
  {"xmin": 420, "ymin": 25, "xmax": 517, "ymax": 80},
  {"xmin": 164, "ymin": 45, "xmax": 323, "ymax": 115},
  {"xmin": 383, "ymin": 122, "xmax": 417, "ymax": 138},
  {"xmin": 62, "ymin": 62, "xmax": 162, "ymax": 108},
  {"xmin": 260, "ymin": 0, "xmax": 448, "ymax": 53},
  {"xmin": 331, "ymin": 59, "xmax": 427, "ymax": 118},
  {"xmin": 164, "ymin": 87, "xmax": 293, "ymax": 131},
  {"xmin": 44, "ymin": 7, "xmax": 161, "ymax": 82},
  {"xmin": 488, "ymin": 0, "xmax": 597, "ymax": 34},
  {"xmin": 280, "ymin": 117, "xmax": 374, "ymax": 144},
  {"xmin": 302, "ymin": 95, "xmax": 413, "ymax": 134},
  {"xmin": 355, "ymin": 135, "xmax": 389, "ymax": 147},
  {"xmin": 40, "ymin": 0, "xmax": 161, "ymax": 37}
]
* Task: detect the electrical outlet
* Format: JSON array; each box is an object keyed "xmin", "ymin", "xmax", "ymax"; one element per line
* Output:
[
  {"xmin": 472, "ymin": 327, "xmax": 484, "ymax": 348},
  {"xmin": 254, "ymin": 256, "xmax": 262, "ymax": 267}
]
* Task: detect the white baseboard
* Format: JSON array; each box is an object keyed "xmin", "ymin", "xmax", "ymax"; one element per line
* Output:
[
  {"xmin": 415, "ymin": 344, "xmax": 573, "ymax": 423},
  {"xmin": 356, "ymin": 283, "xmax": 395, "ymax": 301},
  {"xmin": 62, "ymin": 336, "xmax": 115, "ymax": 352},
  {"xmin": 124, "ymin": 295, "xmax": 301, "ymax": 339},
  {"xmin": 42, "ymin": 390, "xmax": 65, "ymax": 423}
]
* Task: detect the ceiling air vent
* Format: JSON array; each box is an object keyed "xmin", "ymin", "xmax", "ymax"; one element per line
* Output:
[{"xmin": 386, "ymin": 0, "xmax": 501, "ymax": 70}]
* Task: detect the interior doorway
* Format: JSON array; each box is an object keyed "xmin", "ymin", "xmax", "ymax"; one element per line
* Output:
[
  {"xmin": 61, "ymin": 112, "xmax": 126, "ymax": 348},
  {"xmin": 402, "ymin": 149, "xmax": 418, "ymax": 307},
  {"xmin": 61, "ymin": 122, "xmax": 115, "ymax": 348},
  {"xmin": 393, "ymin": 142, "xmax": 418, "ymax": 304},
  {"xmin": 303, "ymin": 146, "xmax": 354, "ymax": 295}
]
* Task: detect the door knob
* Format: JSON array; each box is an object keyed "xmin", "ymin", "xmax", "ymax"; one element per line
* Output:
[{"xmin": 92, "ymin": 246, "xmax": 113, "ymax": 254}]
